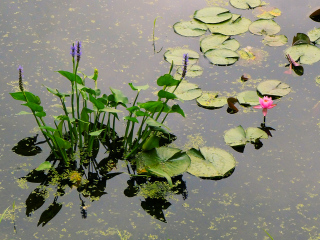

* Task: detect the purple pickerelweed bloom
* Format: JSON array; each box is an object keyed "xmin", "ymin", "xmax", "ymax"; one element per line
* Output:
[
  {"xmin": 70, "ymin": 44, "xmax": 76, "ymax": 58},
  {"xmin": 76, "ymin": 41, "xmax": 82, "ymax": 63},
  {"xmin": 181, "ymin": 53, "xmax": 189, "ymax": 79},
  {"xmin": 18, "ymin": 65, "xmax": 24, "ymax": 92}
]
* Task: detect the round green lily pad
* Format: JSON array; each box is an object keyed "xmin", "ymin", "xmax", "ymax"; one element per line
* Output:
[
  {"xmin": 237, "ymin": 91, "xmax": 260, "ymax": 106},
  {"xmin": 257, "ymin": 80, "xmax": 291, "ymax": 97},
  {"xmin": 224, "ymin": 125, "xmax": 247, "ymax": 147},
  {"xmin": 186, "ymin": 146, "xmax": 236, "ymax": 178},
  {"xmin": 173, "ymin": 20, "xmax": 208, "ymax": 37},
  {"xmin": 285, "ymin": 44, "xmax": 320, "ymax": 65},
  {"xmin": 229, "ymin": 0, "xmax": 261, "ymax": 10},
  {"xmin": 245, "ymin": 127, "xmax": 268, "ymax": 142},
  {"xmin": 205, "ymin": 49, "xmax": 239, "ymax": 65},
  {"xmin": 176, "ymin": 65, "xmax": 203, "ymax": 78},
  {"xmin": 193, "ymin": 7, "xmax": 232, "ymax": 24},
  {"xmin": 167, "ymin": 80, "xmax": 202, "ymax": 101},
  {"xmin": 164, "ymin": 48, "xmax": 199, "ymax": 65},
  {"xmin": 200, "ymin": 34, "xmax": 240, "ymax": 53},
  {"xmin": 196, "ymin": 92, "xmax": 227, "ymax": 109},
  {"xmin": 262, "ymin": 35, "xmax": 288, "ymax": 46},
  {"xmin": 249, "ymin": 19, "xmax": 281, "ymax": 36},
  {"xmin": 207, "ymin": 14, "xmax": 252, "ymax": 36},
  {"xmin": 307, "ymin": 28, "xmax": 320, "ymax": 44}
]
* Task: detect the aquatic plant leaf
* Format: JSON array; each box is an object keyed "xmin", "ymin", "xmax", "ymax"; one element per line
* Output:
[
  {"xmin": 164, "ymin": 48, "xmax": 199, "ymax": 65},
  {"xmin": 173, "ymin": 19, "xmax": 208, "ymax": 37},
  {"xmin": 245, "ymin": 127, "xmax": 268, "ymax": 142},
  {"xmin": 12, "ymin": 135, "xmax": 42, "ymax": 156},
  {"xmin": 224, "ymin": 125, "xmax": 247, "ymax": 147},
  {"xmin": 128, "ymin": 83, "xmax": 149, "ymax": 91},
  {"xmin": 285, "ymin": 44, "xmax": 320, "ymax": 65},
  {"xmin": 10, "ymin": 91, "xmax": 41, "ymax": 104},
  {"xmin": 252, "ymin": 6, "xmax": 281, "ymax": 19},
  {"xmin": 37, "ymin": 202, "xmax": 63, "ymax": 227},
  {"xmin": 186, "ymin": 147, "xmax": 236, "ymax": 178},
  {"xmin": 205, "ymin": 49, "xmax": 239, "ymax": 65},
  {"xmin": 16, "ymin": 111, "xmax": 32, "ymax": 115},
  {"xmin": 167, "ymin": 80, "xmax": 202, "ymax": 101},
  {"xmin": 229, "ymin": 0, "xmax": 261, "ymax": 9},
  {"xmin": 200, "ymin": 34, "xmax": 240, "ymax": 53},
  {"xmin": 141, "ymin": 198, "xmax": 171, "ymax": 223},
  {"xmin": 227, "ymin": 97, "xmax": 239, "ymax": 113},
  {"xmin": 89, "ymin": 93, "xmax": 105, "ymax": 110},
  {"xmin": 262, "ymin": 35, "xmax": 288, "ymax": 46},
  {"xmin": 292, "ymin": 33, "xmax": 311, "ymax": 45},
  {"xmin": 146, "ymin": 118, "xmax": 170, "ymax": 134},
  {"xmin": 142, "ymin": 135, "xmax": 161, "ymax": 151},
  {"xmin": 35, "ymin": 111, "xmax": 46, "ymax": 117},
  {"xmin": 158, "ymin": 90, "xmax": 177, "ymax": 100},
  {"xmin": 26, "ymin": 188, "xmax": 47, "ymax": 216},
  {"xmin": 89, "ymin": 129, "xmax": 104, "ymax": 136},
  {"xmin": 35, "ymin": 161, "xmax": 52, "ymax": 171},
  {"xmin": 110, "ymin": 87, "xmax": 128, "ymax": 105},
  {"xmin": 176, "ymin": 65, "xmax": 204, "ymax": 78},
  {"xmin": 249, "ymin": 19, "xmax": 280, "ymax": 36},
  {"xmin": 157, "ymin": 74, "xmax": 179, "ymax": 87},
  {"xmin": 99, "ymin": 107, "xmax": 122, "ymax": 113},
  {"xmin": 310, "ymin": 8, "xmax": 320, "ymax": 22},
  {"xmin": 207, "ymin": 14, "xmax": 252, "ymax": 35},
  {"xmin": 138, "ymin": 101, "xmax": 163, "ymax": 111},
  {"xmin": 57, "ymin": 70, "xmax": 83, "ymax": 84},
  {"xmin": 257, "ymin": 80, "xmax": 291, "ymax": 97},
  {"xmin": 193, "ymin": 7, "xmax": 232, "ymax": 24},
  {"xmin": 136, "ymin": 147, "xmax": 191, "ymax": 185},
  {"xmin": 39, "ymin": 126, "xmax": 57, "ymax": 132},
  {"xmin": 196, "ymin": 92, "xmax": 227, "ymax": 108},
  {"xmin": 22, "ymin": 102, "xmax": 43, "ymax": 112},
  {"xmin": 169, "ymin": 104, "xmax": 185, "ymax": 117},
  {"xmin": 307, "ymin": 28, "xmax": 320, "ymax": 44},
  {"xmin": 237, "ymin": 91, "xmax": 260, "ymax": 106}
]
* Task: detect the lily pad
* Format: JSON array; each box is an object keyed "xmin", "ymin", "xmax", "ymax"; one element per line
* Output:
[
  {"xmin": 164, "ymin": 48, "xmax": 199, "ymax": 65},
  {"xmin": 245, "ymin": 127, "xmax": 268, "ymax": 142},
  {"xmin": 207, "ymin": 14, "xmax": 252, "ymax": 36},
  {"xmin": 193, "ymin": 7, "xmax": 232, "ymax": 24},
  {"xmin": 253, "ymin": 6, "xmax": 281, "ymax": 19},
  {"xmin": 229, "ymin": 0, "xmax": 261, "ymax": 10},
  {"xmin": 307, "ymin": 28, "xmax": 320, "ymax": 44},
  {"xmin": 249, "ymin": 19, "xmax": 281, "ymax": 36},
  {"xmin": 167, "ymin": 80, "xmax": 202, "ymax": 101},
  {"xmin": 200, "ymin": 34, "xmax": 240, "ymax": 53},
  {"xmin": 176, "ymin": 65, "xmax": 203, "ymax": 78},
  {"xmin": 196, "ymin": 92, "xmax": 227, "ymax": 108},
  {"xmin": 136, "ymin": 147, "xmax": 191, "ymax": 185},
  {"xmin": 205, "ymin": 49, "xmax": 239, "ymax": 65},
  {"xmin": 262, "ymin": 35, "xmax": 287, "ymax": 46},
  {"xmin": 237, "ymin": 91, "xmax": 259, "ymax": 106},
  {"xmin": 173, "ymin": 20, "xmax": 208, "ymax": 37},
  {"xmin": 285, "ymin": 44, "xmax": 320, "ymax": 65},
  {"xmin": 186, "ymin": 146, "xmax": 236, "ymax": 178},
  {"xmin": 257, "ymin": 80, "xmax": 291, "ymax": 97},
  {"xmin": 292, "ymin": 33, "xmax": 311, "ymax": 45}
]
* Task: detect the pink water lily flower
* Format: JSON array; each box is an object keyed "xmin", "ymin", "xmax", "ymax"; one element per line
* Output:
[{"xmin": 253, "ymin": 96, "xmax": 276, "ymax": 116}]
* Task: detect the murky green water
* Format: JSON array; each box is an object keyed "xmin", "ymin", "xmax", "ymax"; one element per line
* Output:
[{"xmin": 2, "ymin": 0, "xmax": 320, "ymax": 239}]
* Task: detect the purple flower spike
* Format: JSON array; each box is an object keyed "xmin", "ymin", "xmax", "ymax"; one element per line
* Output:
[
  {"xmin": 76, "ymin": 41, "xmax": 82, "ymax": 63},
  {"xmin": 181, "ymin": 53, "xmax": 189, "ymax": 79},
  {"xmin": 70, "ymin": 44, "xmax": 76, "ymax": 58},
  {"xmin": 18, "ymin": 65, "xmax": 24, "ymax": 92}
]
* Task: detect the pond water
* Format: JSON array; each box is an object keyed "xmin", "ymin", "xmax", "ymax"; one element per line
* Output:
[{"xmin": 2, "ymin": 0, "xmax": 320, "ymax": 239}]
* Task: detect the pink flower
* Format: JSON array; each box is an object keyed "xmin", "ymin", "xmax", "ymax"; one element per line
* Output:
[{"xmin": 253, "ymin": 96, "xmax": 276, "ymax": 116}]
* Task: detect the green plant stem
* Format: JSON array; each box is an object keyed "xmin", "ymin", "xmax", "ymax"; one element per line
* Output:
[{"xmin": 59, "ymin": 97, "xmax": 74, "ymax": 156}]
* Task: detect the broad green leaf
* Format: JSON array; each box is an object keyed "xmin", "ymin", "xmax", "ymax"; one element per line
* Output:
[
  {"xmin": 245, "ymin": 127, "xmax": 268, "ymax": 142},
  {"xmin": 89, "ymin": 93, "xmax": 105, "ymax": 110},
  {"xmin": 142, "ymin": 135, "xmax": 161, "ymax": 151},
  {"xmin": 173, "ymin": 19, "xmax": 208, "ymax": 37},
  {"xmin": 158, "ymin": 90, "xmax": 177, "ymax": 100},
  {"xmin": 57, "ymin": 70, "xmax": 83, "ymax": 84},
  {"xmin": 128, "ymin": 83, "xmax": 149, "ymax": 91},
  {"xmin": 167, "ymin": 80, "xmax": 202, "ymax": 101},
  {"xmin": 39, "ymin": 126, "xmax": 57, "ymax": 132},
  {"xmin": 207, "ymin": 14, "xmax": 252, "ymax": 35},
  {"xmin": 169, "ymin": 104, "xmax": 185, "ymax": 117},
  {"xmin": 138, "ymin": 101, "xmax": 163, "ymax": 111},
  {"xmin": 257, "ymin": 80, "xmax": 291, "ymax": 97},
  {"xmin": 35, "ymin": 161, "xmax": 52, "ymax": 171},
  {"xmin": 44, "ymin": 85, "xmax": 70, "ymax": 98},
  {"xmin": 124, "ymin": 116, "xmax": 139, "ymax": 123},
  {"xmin": 10, "ymin": 91, "xmax": 41, "ymax": 104},
  {"xmin": 230, "ymin": 0, "xmax": 261, "ymax": 9},
  {"xmin": 145, "ymin": 118, "xmax": 170, "ymax": 134},
  {"xmin": 200, "ymin": 34, "xmax": 240, "ymax": 53},
  {"xmin": 237, "ymin": 91, "xmax": 260, "ymax": 106},
  {"xmin": 205, "ymin": 49, "xmax": 239, "ymax": 65},
  {"xmin": 196, "ymin": 92, "xmax": 227, "ymax": 108},
  {"xmin": 262, "ymin": 35, "xmax": 288, "ymax": 46},
  {"xmin": 164, "ymin": 48, "xmax": 199, "ymax": 65},
  {"xmin": 249, "ymin": 19, "xmax": 281, "ymax": 36},
  {"xmin": 35, "ymin": 111, "xmax": 46, "ymax": 117},
  {"xmin": 186, "ymin": 147, "xmax": 236, "ymax": 178},
  {"xmin": 157, "ymin": 74, "xmax": 179, "ymax": 86},
  {"xmin": 99, "ymin": 107, "xmax": 122, "ymax": 113},
  {"xmin": 22, "ymin": 102, "xmax": 43, "ymax": 112},
  {"xmin": 126, "ymin": 106, "xmax": 140, "ymax": 113},
  {"xmin": 194, "ymin": 7, "xmax": 232, "ymax": 24},
  {"xmin": 110, "ymin": 87, "xmax": 128, "ymax": 105},
  {"xmin": 224, "ymin": 125, "xmax": 247, "ymax": 147},
  {"xmin": 89, "ymin": 129, "xmax": 104, "ymax": 136}
]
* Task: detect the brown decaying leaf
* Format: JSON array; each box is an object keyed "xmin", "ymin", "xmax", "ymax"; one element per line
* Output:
[
  {"xmin": 227, "ymin": 97, "xmax": 239, "ymax": 113},
  {"xmin": 310, "ymin": 8, "xmax": 320, "ymax": 22}
]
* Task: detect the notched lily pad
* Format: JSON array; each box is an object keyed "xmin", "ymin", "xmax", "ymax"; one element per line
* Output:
[
  {"xmin": 229, "ymin": 0, "xmax": 261, "ymax": 10},
  {"xmin": 164, "ymin": 48, "xmax": 199, "ymax": 65},
  {"xmin": 193, "ymin": 7, "xmax": 232, "ymax": 24},
  {"xmin": 237, "ymin": 91, "xmax": 259, "ymax": 106},
  {"xmin": 167, "ymin": 80, "xmax": 202, "ymax": 101},
  {"xmin": 186, "ymin": 146, "xmax": 236, "ymax": 179},
  {"xmin": 285, "ymin": 44, "xmax": 320, "ymax": 65},
  {"xmin": 307, "ymin": 28, "xmax": 320, "ymax": 44},
  {"xmin": 207, "ymin": 14, "xmax": 252, "ymax": 36},
  {"xmin": 176, "ymin": 65, "xmax": 203, "ymax": 78},
  {"xmin": 262, "ymin": 35, "xmax": 288, "ymax": 46},
  {"xmin": 196, "ymin": 92, "xmax": 227, "ymax": 109},
  {"xmin": 249, "ymin": 19, "xmax": 281, "ymax": 36},
  {"xmin": 173, "ymin": 20, "xmax": 208, "ymax": 37},
  {"xmin": 200, "ymin": 34, "xmax": 240, "ymax": 53},
  {"xmin": 205, "ymin": 49, "xmax": 239, "ymax": 65},
  {"xmin": 257, "ymin": 80, "xmax": 291, "ymax": 97}
]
